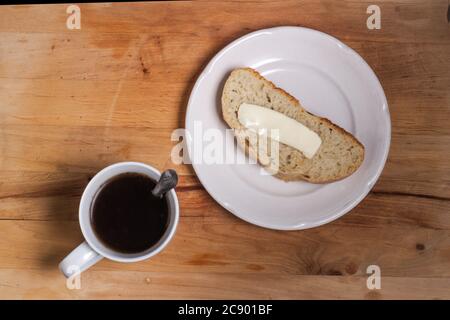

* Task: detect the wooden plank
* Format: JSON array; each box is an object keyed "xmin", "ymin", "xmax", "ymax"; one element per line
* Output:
[
  {"xmin": 1, "ymin": 40, "xmax": 449, "ymax": 129},
  {"xmin": 1, "ymin": 220, "xmax": 450, "ymax": 278},
  {"xmin": 374, "ymin": 134, "xmax": 450, "ymax": 198},
  {"xmin": 1, "ymin": 269, "xmax": 450, "ymax": 299},
  {"xmin": 1, "ymin": 175, "xmax": 450, "ymax": 230},
  {"xmin": 0, "ymin": 31, "xmax": 207, "ymax": 82},
  {"xmin": 0, "ymin": 79, "xmax": 187, "ymax": 128},
  {"xmin": 0, "ymin": 125, "xmax": 176, "ymax": 172},
  {"xmin": 0, "ymin": 1, "xmax": 448, "ymax": 43},
  {"xmin": 1, "ymin": 126, "xmax": 448, "ymax": 197}
]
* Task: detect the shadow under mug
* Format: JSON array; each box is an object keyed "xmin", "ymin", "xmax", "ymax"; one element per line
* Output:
[{"xmin": 59, "ymin": 162, "xmax": 179, "ymax": 278}]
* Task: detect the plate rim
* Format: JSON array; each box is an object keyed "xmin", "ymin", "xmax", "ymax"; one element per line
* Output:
[{"xmin": 185, "ymin": 26, "xmax": 391, "ymax": 230}]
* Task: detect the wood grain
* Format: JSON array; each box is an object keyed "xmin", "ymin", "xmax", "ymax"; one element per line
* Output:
[{"xmin": 0, "ymin": 0, "xmax": 449, "ymax": 299}]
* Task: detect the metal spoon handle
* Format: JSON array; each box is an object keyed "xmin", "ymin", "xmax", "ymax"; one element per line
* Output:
[{"xmin": 151, "ymin": 169, "xmax": 178, "ymax": 198}]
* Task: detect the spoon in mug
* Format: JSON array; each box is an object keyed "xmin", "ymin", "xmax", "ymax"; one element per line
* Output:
[{"xmin": 151, "ymin": 169, "xmax": 178, "ymax": 198}]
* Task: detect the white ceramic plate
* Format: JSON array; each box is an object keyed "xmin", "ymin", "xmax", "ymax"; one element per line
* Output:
[{"xmin": 185, "ymin": 26, "xmax": 390, "ymax": 230}]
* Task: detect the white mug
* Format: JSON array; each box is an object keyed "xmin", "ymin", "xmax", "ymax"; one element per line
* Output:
[{"xmin": 59, "ymin": 162, "xmax": 179, "ymax": 278}]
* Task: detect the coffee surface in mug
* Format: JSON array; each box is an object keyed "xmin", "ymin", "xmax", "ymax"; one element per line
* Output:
[{"xmin": 91, "ymin": 173, "xmax": 169, "ymax": 254}]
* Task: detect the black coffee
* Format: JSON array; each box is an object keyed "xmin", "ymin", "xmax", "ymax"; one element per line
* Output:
[{"xmin": 91, "ymin": 173, "xmax": 169, "ymax": 254}]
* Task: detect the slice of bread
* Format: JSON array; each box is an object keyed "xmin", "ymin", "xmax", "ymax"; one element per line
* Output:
[{"xmin": 221, "ymin": 68, "xmax": 364, "ymax": 183}]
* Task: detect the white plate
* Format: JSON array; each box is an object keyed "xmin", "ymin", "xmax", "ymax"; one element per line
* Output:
[{"xmin": 185, "ymin": 26, "xmax": 390, "ymax": 230}]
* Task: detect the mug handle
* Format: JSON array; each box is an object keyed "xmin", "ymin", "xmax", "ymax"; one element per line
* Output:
[{"xmin": 59, "ymin": 241, "xmax": 103, "ymax": 278}]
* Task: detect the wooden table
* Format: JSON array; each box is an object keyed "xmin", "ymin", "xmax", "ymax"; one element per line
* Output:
[{"xmin": 0, "ymin": 1, "xmax": 449, "ymax": 299}]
